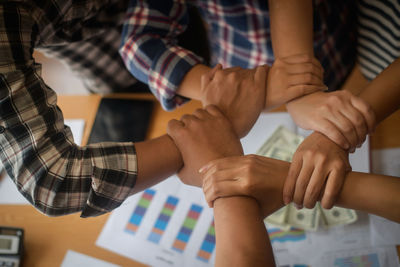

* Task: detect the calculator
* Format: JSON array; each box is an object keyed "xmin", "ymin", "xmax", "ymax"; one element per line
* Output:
[{"xmin": 0, "ymin": 227, "xmax": 24, "ymax": 267}]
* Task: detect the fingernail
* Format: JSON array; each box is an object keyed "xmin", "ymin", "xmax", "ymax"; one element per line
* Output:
[
  {"xmin": 294, "ymin": 203, "xmax": 303, "ymax": 210},
  {"xmin": 199, "ymin": 164, "xmax": 210, "ymax": 173},
  {"xmin": 283, "ymin": 197, "xmax": 290, "ymax": 205}
]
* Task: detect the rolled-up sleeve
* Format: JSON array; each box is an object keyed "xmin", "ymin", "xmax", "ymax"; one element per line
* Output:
[
  {"xmin": 0, "ymin": 3, "xmax": 138, "ymax": 217},
  {"xmin": 120, "ymin": 0, "xmax": 203, "ymax": 110}
]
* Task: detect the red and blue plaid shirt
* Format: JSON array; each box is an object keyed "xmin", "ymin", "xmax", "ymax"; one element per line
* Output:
[{"xmin": 120, "ymin": 0, "xmax": 358, "ymax": 111}]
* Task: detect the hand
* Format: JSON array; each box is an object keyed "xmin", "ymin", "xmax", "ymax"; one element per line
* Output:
[
  {"xmin": 201, "ymin": 154, "xmax": 289, "ymax": 217},
  {"xmin": 265, "ymin": 54, "xmax": 326, "ymax": 109},
  {"xmin": 287, "ymin": 90, "xmax": 376, "ymax": 150},
  {"xmin": 167, "ymin": 105, "xmax": 243, "ymax": 187},
  {"xmin": 283, "ymin": 132, "xmax": 351, "ymax": 209},
  {"xmin": 200, "ymin": 64, "xmax": 267, "ymax": 138}
]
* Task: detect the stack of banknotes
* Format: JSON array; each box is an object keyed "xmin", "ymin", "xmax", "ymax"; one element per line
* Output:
[{"xmin": 257, "ymin": 126, "xmax": 357, "ymax": 231}]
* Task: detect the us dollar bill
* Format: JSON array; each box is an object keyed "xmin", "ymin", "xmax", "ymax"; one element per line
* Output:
[
  {"xmin": 256, "ymin": 126, "xmax": 304, "ymax": 162},
  {"xmin": 319, "ymin": 204, "xmax": 358, "ymax": 227},
  {"xmin": 286, "ymin": 203, "xmax": 320, "ymax": 231},
  {"xmin": 264, "ymin": 206, "xmax": 291, "ymax": 231},
  {"xmin": 259, "ymin": 126, "xmax": 357, "ymax": 231}
]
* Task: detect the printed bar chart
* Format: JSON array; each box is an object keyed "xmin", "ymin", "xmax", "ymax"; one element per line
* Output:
[
  {"xmin": 172, "ymin": 204, "xmax": 203, "ymax": 253},
  {"xmin": 148, "ymin": 196, "xmax": 179, "ymax": 244},
  {"xmin": 334, "ymin": 253, "xmax": 380, "ymax": 267},
  {"xmin": 196, "ymin": 220, "xmax": 216, "ymax": 263},
  {"xmin": 268, "ymin": 227, "xmax": 306, "ymax": 243},
  {"xmin": 125, "ymin": 189, "xmax": 156, "ymax": 234}
]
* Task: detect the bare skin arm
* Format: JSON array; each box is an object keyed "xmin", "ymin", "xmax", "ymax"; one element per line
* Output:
[
  {"xmin": 133, "ymin": 135, "xmax": 182, "ymax": 193},
  {"xmin": 357, "ymin": 58, "xmax": 400, "ymax": 124},
  {"xmin": 202, "ymin": 155, "xmax": 400, "ymax": 223},
  {"xmin": 214, "ymin": 197, "xmax": 275, "ymax": 267},
  {"xmin": 269, "ymin": 0, "xmax": 314, "ymax": 57}
]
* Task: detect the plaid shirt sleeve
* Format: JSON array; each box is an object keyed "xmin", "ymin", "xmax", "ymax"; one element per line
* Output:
[
  {"xmin": 120, "ymin": 0, "xmax": 203, "ymax": 111},
  {"xmin": 0, "ymin": 3, "xmax": 138, "ymax": 218}
]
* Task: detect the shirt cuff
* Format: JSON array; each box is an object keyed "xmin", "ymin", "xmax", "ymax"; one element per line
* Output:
[{"xmin": 148, "ymin": 46, "xmax": 203, "ymax": 110}]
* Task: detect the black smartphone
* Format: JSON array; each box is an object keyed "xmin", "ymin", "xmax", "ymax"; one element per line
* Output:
[{"xmin": 88, "ymin": 98, "xmax": 154, "ymax": 144}]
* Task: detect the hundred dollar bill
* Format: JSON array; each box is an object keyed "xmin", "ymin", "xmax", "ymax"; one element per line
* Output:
[
  {"xmin": 319, "ymin": 204, "xmax": 358, "ymax": 227},
  {"xmin": 286, "ymin": 203, "xmax": 320, "ymax": 231},
  {"xmin": 256, "ymin": 126, "xmax": 304, "ymax": 162},
  {"xmin": 264, "ymin": 206, "xmax": 291, "ymax": 231}
]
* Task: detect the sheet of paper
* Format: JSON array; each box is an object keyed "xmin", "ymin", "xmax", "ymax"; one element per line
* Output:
[
  {"xmin": 64, "ymin": 119, "xmax": 85, "ymax": 146},
  {"xmin": 61, "ymin": 250, "xmax": 121, "ymax": 267},
  {"xmin": 97, "ymin": 112, "xmax": 373, "ymax": 267},
  {"xmin": 372, "ymin": 147, "xmax": 400, "ymax": 177},
  {"xmin": 0, "ymin": 170, "xmax": 30, "ymax": 205},
  {"xmin": 313, "ymin": 245, "xmax": 400, "ymax": 267},
  {"xmin": 370, "ymin": 215, "xmax": 400, "ymax": 246}
]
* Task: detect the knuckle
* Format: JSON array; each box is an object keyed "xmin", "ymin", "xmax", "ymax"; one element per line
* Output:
[{"xmin": 305, "ymin": 73, "xmax": 313, "ymax": 82}]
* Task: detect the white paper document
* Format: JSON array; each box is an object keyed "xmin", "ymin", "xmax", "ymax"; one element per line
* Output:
[
  {"xmin": 370, "ymin": 215, "xmax": 400, "ymax": 247},
  {"xmin": 61, "ymin": 250, "xmax": 121, "ymax": 267},
  {"xmin": 372, "ymin": 147, "xmax": 400, "ymax": 177},
  {"xmin": 64, "ymin": 119, "xmax": 85, "ymax": 146},
  {"xmin": 97, "ymin": 112, "xmax": 380, "ymax": 267}
]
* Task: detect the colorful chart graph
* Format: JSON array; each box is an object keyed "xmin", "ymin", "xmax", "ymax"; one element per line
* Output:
[
  {"xmin": 334, "ymin": 253, "xmax": 380, "ymax": 267},
  {"xmin": 172, "ymin": 204, "xmax": 203, "ymax": 253},
  {"xmin": 125, "ymin": 189, "xmax": 156, "ymax": 234},
  {"xmin": 148, "ymin": 196, "xmax": 179, "ymax": 244},
  {"xmin": 196, "ymin": 220, "xmax": 216, "ymax": 263},
  {"xmin": 268, "ymin": 227, "xmax": 306, "ymax": 243}
]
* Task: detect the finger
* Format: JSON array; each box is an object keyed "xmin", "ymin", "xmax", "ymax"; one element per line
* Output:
[
  {"xmin": 204, "ymin": 104, "xmax": 224, "ymax": 117},
  {"xmin": 201, "ymin": 64, "xmax": 222, "ymax": 89},
  {"xmin": 204, "ymin": 179, "xmax": 242, "ymax": 207},
  {"xmin": 286, "ymin": 84, "xmax": 327, "ymax": 101},
  {"xmin": 340, "ymin": 105, "xmax": 368, "ymax": 147},
  {"xmin": 254, "ymin": 65, "xmax": 268, "ymax": 89},
  {"xmin": 283, "ymin": 153, "xmax": 303, "ymax": 204},
  {"xmin": 166, "ymin": 119, "xmax": 185, "ymax": 139},
  {"xmin": 286, "ymin": 62, "xmax": 324, "ymax": 80},
  {"xmin": 292, "ymin": 160, "xmax": 314, "ymax": 208},
  {"xmin": 303, "ymin": 165, "xmax": 329, "ymax": 209},
  {"xmin": 313, "ymin": 119, "xmax": 350, "ymax": 150},
  {"xmin": 180, "ymin": 114, "xmax": 199, "ymax": 127},
  {"xmin": 288, "ymin": 73, "xmax": 324, "ymax": 87},
  {"xmin": 326, "ymin": 111, "xmax": 358, "ymax": 149},
  {"xmin": 200, "ymin": 156, "xmax": 244, "ymax": 175},
  {"xmin": 192, "ymin": 108, "xmax": 209, "ymax": 120},
  {"xmin": 350, "ymin": 96, "xmax": 376, "ymax": 133},
  {"xmin": 321, "ymin": 168, "xmax": 346, "ymax": 209}
]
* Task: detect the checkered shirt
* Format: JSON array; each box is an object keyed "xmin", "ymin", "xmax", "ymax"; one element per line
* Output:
[
  {"xmin": 120, "ymin": 0, "xmax": 358, "ymax": 111},
  {"xmin": 0, "ymin": 0, "xmax": 143, "ymax": 217}
]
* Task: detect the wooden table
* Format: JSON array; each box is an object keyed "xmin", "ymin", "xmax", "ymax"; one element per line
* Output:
[{"xmin": 0, "ymin": 91, "xmax": 399, "ymax": 266}]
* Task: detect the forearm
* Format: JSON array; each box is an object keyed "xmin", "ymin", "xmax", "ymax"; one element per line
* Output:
[
  {"xmin": 357, "ymin": 58, "xmax": 400, "ymax": 123},
  {"xmin": 269, "ymin": 0, "xmax": 314, "ymax": 57},
  {"xmin": 336, "ymin": 172, "xmax": 400, "ymax": 223},
  {"xmin": 134, "ymin": 134, "xmax": 182, "ymax": 193},
  {"xmin": 176, "ymin": 64, "xmax": 210, "ymax": 100},
  {"xmin": 214, "ymin": 196, "xmax": 275, "ymax": 267}
]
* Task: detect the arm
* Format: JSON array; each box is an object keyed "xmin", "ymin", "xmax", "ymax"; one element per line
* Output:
[
  {"xmin": 120, "ymin": 0, "xmax": 204, "ymax": 110},
  {"xmin": 202, "ymin": 155, "xmax": 400, "ymax": 223},
  {"xmin": 357, "ymin": 58, "xmax": 400, "ymax": 124},
  {"xmin": 167, "ymin": 106, "xmax": 275, "ymax": 266},
  {"xmin": 269, "ymin": 0, "xmax": 314, "ymax": 57},
  {"xmin": 0, "ymin": 3, "xmax": 182, "ymax": 217},
  {"xmin": 214, "ymin": 197, "xmax": 275, "ymax": 267}
]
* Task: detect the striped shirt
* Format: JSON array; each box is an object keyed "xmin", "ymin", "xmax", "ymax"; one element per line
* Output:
[
  {"xmin": 120, "ymin": 0, "xmax": 358, "ymax": 110},
  {"xmin": 358, "ymin": 0, "xmax": 400, "ymax": 80},
  {"xmin": 0, "ymin": 0, "xmax": 142, "ymax": 217}
]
